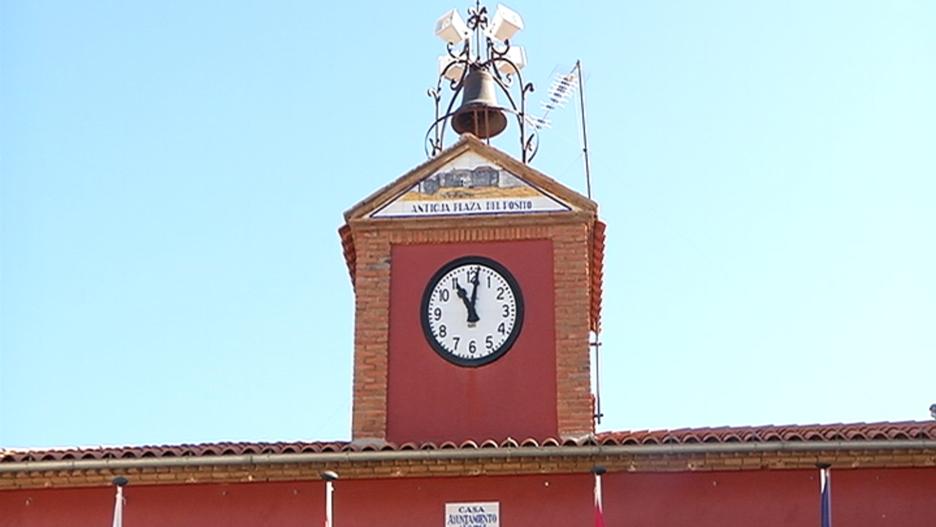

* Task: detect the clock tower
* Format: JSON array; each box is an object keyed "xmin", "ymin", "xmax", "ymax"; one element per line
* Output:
[{"xmin": 339, "ymin": 134, "xmax": 604, "ymax": 445}]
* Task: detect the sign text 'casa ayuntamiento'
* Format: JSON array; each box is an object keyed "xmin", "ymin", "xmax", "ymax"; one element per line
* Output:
[{"xmin": 444, "ymin": 502, "xmax": 500, "ymax": 527}]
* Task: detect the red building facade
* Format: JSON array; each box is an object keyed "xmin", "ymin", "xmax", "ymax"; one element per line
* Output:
[
  {"xmin": 3, "ymin": 137, "xmax": 935, "ymax": 526},
  {"xmin": 3, "ymin": 424, "xmax": 936, "ymax": 526}
]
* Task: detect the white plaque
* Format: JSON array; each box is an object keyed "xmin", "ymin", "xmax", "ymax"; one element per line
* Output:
[
  {"xmin": 445, "ymin": 502, "xmax": 500, "ymax": 527},
  {"xmin": 369, "ymin": 152, "xmax": 572, "ymax": 218}
]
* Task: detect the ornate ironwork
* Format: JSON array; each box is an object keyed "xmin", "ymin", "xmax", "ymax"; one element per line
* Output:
[{"xmin": 425, "ymin": 1, "xmax": 538, "ymax": 164}]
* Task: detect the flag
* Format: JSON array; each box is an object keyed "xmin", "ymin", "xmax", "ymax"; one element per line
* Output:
[
  {"xmin": 321, "ymin": 471, "xmax": 339, "ymax": 527},
  {"xmin": 819, "ymin": 465, "xmax": 832, "ymax": 527},
  {"xmin": 593, "ymin": 466, "xmax": 606, "ymax": 527},
  {"xmin": 111, "ymin": 477, "xmax": 128, "ymax": 527},
  {"xmin": 324, "ymin": 481, "xmax": 333, "ymax": 527}
]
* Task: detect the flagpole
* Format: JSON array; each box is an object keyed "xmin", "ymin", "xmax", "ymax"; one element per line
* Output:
[
  {"xmin": 111, "ymin": 476, "xmax": 128, "ymax": 527},
  {"xmin": 818, "ymin": 463, "xmax": 832, "ymax": 527},
  {"xmin": 592, "ymin": 465, "xmax": 606, "ymax": 527},
  {"xmin": 321, "ymin": 470, "xmax": 339, "ymax": 527}
]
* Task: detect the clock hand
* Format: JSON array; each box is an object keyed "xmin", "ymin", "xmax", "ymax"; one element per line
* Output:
[
  {"xmin": 455, "ymin": 285, "xmax": 469, "ymax": 303},
  {"xmin": 468, "ymin": 269, "xmax": 480, "ymax": 322},
  {"xmin": 454, "ymin": 279, "xmax": 480, "ymax": 325}
]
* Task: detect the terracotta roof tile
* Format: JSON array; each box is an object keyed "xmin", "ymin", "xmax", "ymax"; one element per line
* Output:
[
  {"xmin": 3, "ymin": 421, "xmax": 934, "ymax": 464},
  {"xmin": 591, "ymin": 220, "xmax": 605, "ymax": 332},
  {"xmin": 595, "ymin": 421, "xmax": 936, "ymax": 445}
]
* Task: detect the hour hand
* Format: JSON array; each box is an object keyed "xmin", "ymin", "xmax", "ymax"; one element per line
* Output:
[
  {"xmin": 455, "ymin": 281, "xmax": 469, "ymax": 302},
  {"xmin": 454, "ymin": 281, "xmax": 480, "ymax": 324}
]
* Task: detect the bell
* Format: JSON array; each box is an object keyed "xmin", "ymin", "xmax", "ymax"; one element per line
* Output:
[{"xmin": 451, "ymin": 65, "xmax": 508, "ymax": 139}]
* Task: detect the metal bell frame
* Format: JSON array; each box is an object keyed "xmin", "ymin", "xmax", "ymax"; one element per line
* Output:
[{"xmin": 425, "ymin": 2, "xmax": 538, "ymax": 164}]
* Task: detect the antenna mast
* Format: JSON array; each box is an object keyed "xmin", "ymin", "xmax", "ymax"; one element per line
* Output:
[
  {"xmin": 576, "ymin": 60, "xmax": 593, "ymax": 200},
  {"xmin": 573, "ymin": 59, "xmax": 603, "ymax": 426}
]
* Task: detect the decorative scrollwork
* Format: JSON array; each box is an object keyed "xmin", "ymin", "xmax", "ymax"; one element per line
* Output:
[
  {"xmin": 465, "ymin": 2, "xmax": 488, "ymax": 31},
  {"xmin": 425, "ymin": 2, "xmax": 536, "ymax": 163},
  {"xmin": 489, "ymin": 57, "xmax": 519, "ymax": 87},
  {"xmin": 488, "ymin": 39, "xmax": 510, "ymax": 59},
  {"xmin": 524, "ymin": 130, "xmax": 539, "ymax": 162}
]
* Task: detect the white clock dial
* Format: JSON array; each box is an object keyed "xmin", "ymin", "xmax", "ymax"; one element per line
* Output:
[{"xmin": 420, "ymin": 256, "xmax": 524, "ymax": 367}]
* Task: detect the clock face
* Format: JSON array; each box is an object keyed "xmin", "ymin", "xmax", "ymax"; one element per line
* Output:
[{"xmin": 420, "ymin": 256, "xmax": 524, "ymax": 367}]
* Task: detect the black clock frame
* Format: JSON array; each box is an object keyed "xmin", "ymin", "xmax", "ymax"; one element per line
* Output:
[{"xmin": 420, "ymin": 255, "xmax": 525, "ymax": 367}]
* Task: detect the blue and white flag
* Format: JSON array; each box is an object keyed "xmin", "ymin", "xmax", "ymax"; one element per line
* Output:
[{"xmin": 819, "ymin": 465, "xmax": 832, "ymax": 527}]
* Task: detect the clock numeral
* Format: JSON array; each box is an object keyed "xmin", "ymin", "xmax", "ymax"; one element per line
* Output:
[
  {"xmin": 496, "ymin": 287, "xmax": 505, "ymax": 300},
  {"xmin": 468, "ymin": 340, "xmax": 477, "ymax": 354},
  {"xmin": 452, "ymin": 336, "xmax": 460, "ymax": 350},
  {"xmin": 502, "ymin": 304, "xmax": 510, "ymax": 318},
  {"xmin": 486, "ymin": 275, "xmax": 491, "ymax": 288},
  {"xmin": 485, "ymin": 335, "xmax": 494, "ymax": 350},
  {"xmin": 451, "ymin": 277, "xmax": 458, "ymax": 290},
  {"xmin": 438, "ymin": 325, "xmax": 447, "ymax": 338},
  {"xmin": 439, "ymin": 289, "xmax": 450, "ymax": 302},
  {"xmin": 433, "ymin": 307, "xmax": 442, "ymax": 321},
  {"xmin": 497, "ymin": 322, "xmax": 506, "ymax": 335}
]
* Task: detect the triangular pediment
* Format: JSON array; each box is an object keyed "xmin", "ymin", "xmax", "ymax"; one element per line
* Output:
[{"xmin": 344, "ymin": 135, "xmax": 596, "ymax": 222}]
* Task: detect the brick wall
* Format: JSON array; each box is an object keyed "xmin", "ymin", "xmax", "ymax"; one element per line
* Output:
[{"xmin": 347, "ymin": 212, "xmax": 597, "ymax": 442}]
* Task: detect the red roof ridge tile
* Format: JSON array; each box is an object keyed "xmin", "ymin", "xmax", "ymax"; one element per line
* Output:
[
  {"xmin": 594, "ymin": 420, "xmax": 936, "ymax": 445},
  {"xmin": 4, "ymin": 421, "xmax": 934, "ymax": 464}
]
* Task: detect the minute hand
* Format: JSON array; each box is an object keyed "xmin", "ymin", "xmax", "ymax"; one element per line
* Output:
[{"xmin": 468, "ymin": 270, "xmax": 480, "ymax": 322}]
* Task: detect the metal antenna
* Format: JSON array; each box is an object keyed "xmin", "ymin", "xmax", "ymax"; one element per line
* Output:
[
  {"xmin": 575, "ymin": 60, "xmax": 593, "ymax": 199},
  {"xmin": 539, "ymin": 61, "xmax": 602, "ymax": 424},
  {"xmin": 573, "ymin": 60, "xmax": 602, "ymax": 425},
  {"xmin": 529, "ymin": 65, "xmax": 578, "ymax": 131},
  {"xmin": 529, "ymin": 61, "xmax": 594, "ymax": 200}
]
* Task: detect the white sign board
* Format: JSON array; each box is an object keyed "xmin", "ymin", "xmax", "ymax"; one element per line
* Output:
[
  {"xmin": 445, "ymin": 502, "xmax": 500, "ymax": 527},
  {"xmin": 369, "ymin": 152, "xmax": 571, "ymax": 218}
]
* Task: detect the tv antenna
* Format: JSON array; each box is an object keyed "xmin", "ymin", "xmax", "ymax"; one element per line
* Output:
[
  {"xmin": 536, "ymin": 61, "xmax": 602, "ymax": 424},
  {"xmin": 531, "ymin": 61, "xmax": 594, "ymax": 199}
]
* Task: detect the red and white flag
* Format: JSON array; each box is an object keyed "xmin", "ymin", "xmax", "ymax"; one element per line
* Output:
[
  {"xmin": 593, "ymin": 466, "xmax": 606, "ymax": 527},
  {"xmin": 111, "ymin": 477, "xmax": 128, "ymax": 527}
]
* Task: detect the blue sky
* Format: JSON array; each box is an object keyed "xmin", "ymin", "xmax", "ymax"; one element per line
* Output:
[{"xmin": 2, "ymin": 1, "xmax": 934, "ymax": 449}]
